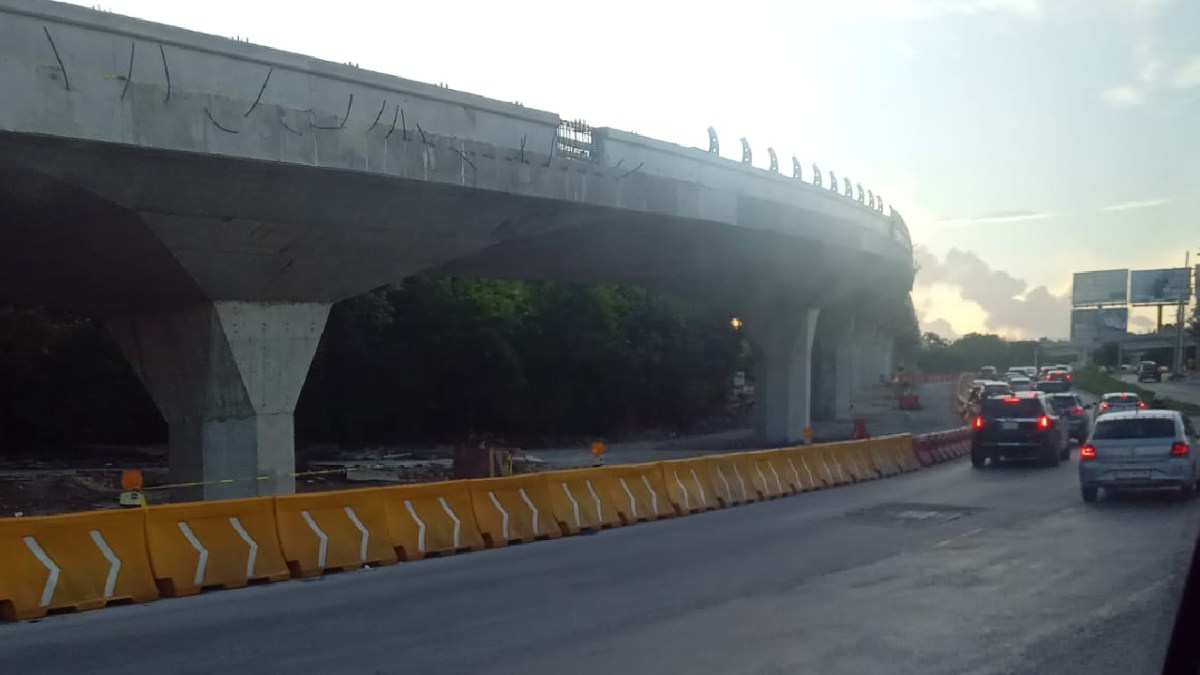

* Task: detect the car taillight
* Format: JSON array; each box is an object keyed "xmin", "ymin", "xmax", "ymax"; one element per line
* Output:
[
  {"xmin": 1037, "ymin": 415, "xmax": 1051, "ymax": 430},
  {"xmin": 1066, "ymin": 373, "xmax": 1071, "ymax": 381},
  {"xmin": 1071, "ymin": 406, "xmax": 1083, "ymax": 415},
  {"xmin": 1080, "ymin": 444, "xmax": 1096, "ymax": 460},
  {"xmin": 1171, "ymin": 442, "xmax": 1189, "ymax": 457},
  {"xmin": 972, "ymin": 416, "xmax": 984, "ymax": 430},
  {"xmin": 1100, "ymin": 402, "xmax": 1110, "ymax": 409},
  {"xmin": 1137, "ymin": 402, "xmax": 1145, "ymax": 408}
]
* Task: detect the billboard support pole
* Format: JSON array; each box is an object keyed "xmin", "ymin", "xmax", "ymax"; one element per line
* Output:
[
  {"xmin": 1157, "ymin": 304, "xmax": 1164, "ymax": 332},
  {"xmin": 1175, "ymin": 252, "xmax": 1191, "ymax": 376}
]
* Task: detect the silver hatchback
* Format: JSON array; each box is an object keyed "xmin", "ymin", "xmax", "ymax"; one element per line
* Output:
[{"xmin": 1078, "ymin": 410, "xmax": 1200, "ymax": 502}]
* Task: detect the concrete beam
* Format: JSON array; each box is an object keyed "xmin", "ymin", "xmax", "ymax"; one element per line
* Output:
[
  {"xmin": 107, "ymin": 301, "xmax": 329, "ymax": 500},
  {"xmin": 751, "ymin": 307, "xmax": 820, "ymax": 444}
]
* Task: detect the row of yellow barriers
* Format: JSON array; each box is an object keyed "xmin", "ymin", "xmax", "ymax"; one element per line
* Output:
[{"xmin": 0, "ymin": 434, "xmax": 917, "ymax": 620}]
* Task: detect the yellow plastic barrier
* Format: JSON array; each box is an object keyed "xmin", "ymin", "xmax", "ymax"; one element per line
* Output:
[
  {"xmin": 380, "ymin": 480, "xmax": 485, "ymax": 561},
  {"xmin": 778, "ymin": 447, "xmax": 821, "ymax": 491},
  {"xmin": 806, "ymin": 444, "xmax": 850, "ymax": 486},
  {"xmin": 603, "ymin": 463, "xmax": 676, "ymax": 524},
  {"xmin": 144, "ymin": 496, "xmax": 289, "ymax": 597},
  {"xmin": 469, "ymin": 474, "xmax": 561, "ymax": 546},
  {"xmin": 542, "ymin": 468, "xmax": 622, "ymax": 535},
  {"xmin": 879, "ymin": 433, "xmax": 920, "ymax": 472},
  {"xmin": 759, "ymin": 450, "xmax": 797, "ymax": 497},
  {"xmin": 274, "ymin": 488, "xmax": 396, "ymax": 577},
  {"xmin": 835, "ymin": 440, "xmax": 877, "ymax": 482},
  {"xmin": 703, "ymin": 455, "xmax": 753, "ymax": 506},
  {"xmin": 873, "ymin": 438, "xmax": 902, "ymax": 477},
  {"xmin": 0, "ymin": 508, "xmax": 158, "ymax": 620},
  {"xmin": 659, "ymin": 459, "xmax": 719, "ymax": 514},
  {"xmin": 770, "ymin": 447, "xmax": 807, "ymax": 493}
]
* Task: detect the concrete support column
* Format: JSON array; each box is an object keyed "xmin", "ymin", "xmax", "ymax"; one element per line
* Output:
[
  {"xmin": 812, "ymin": 311, "xmax": 855, "ymax": 422},
  {"xmin": 108, "ymin": 301, "xmax": 330, "ymax": 500},
  {"xmin": 751, "ymin": 307, "xmax": 820, "ymax": 444}
]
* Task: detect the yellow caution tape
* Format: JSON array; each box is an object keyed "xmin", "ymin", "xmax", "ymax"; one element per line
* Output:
[{"xmin": 139, "ymin": 468, "xmax": 350, "ymax": 492}]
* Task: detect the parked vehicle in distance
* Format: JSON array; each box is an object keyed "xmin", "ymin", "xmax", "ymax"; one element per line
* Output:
[
  {"xmin": 1007, "ymin": 376, "xmax": 1033, "ymax": 392},
  {"xmin": 1035, "ymin": 379, "xmax": 1071, "ymax": 394},
  {"xmin": 1079, "ymin": 410, "xmax": 1199, "ymax": 502},
  {"xmin": 971, "ymin": 391, "xmax": 1070, "ymax": 468},
  {"xmin": 1045, "ymin": 392, "xmax": 1090, "ymax": 440},
  {"xmin": 979, "ymin": 366, "xmax": 999, "ymax": 380},
  {"xmin": 1138, "ymin": 360, "xmax": 1161, "ymax": 383},
  {"xmin": 1096, "ymin": 392, "xmax": 1144, "ymax": 417},
  {"xmin": 980, "ymin": 380, "xmax": 1013, "ymax": 398}
]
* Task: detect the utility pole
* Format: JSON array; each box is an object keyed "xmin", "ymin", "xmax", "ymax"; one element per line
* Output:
[{"xmin": 1175, "ymin": 251, "xmax": 1190, "ymax": 376}]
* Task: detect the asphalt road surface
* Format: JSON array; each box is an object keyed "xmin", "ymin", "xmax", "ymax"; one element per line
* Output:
[{"xmin": 3, "ymin": 452, "xmax": 1198, "ymax": 675}]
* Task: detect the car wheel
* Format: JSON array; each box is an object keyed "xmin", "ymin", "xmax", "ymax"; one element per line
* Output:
[{"xmin": 1081, "ymin": 484, "xmax": 1098, "ymax": 502}]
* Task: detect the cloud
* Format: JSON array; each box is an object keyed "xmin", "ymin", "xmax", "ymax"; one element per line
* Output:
[
  {"xmin": 915, "ymin": 248, "xmax": 1070, "ymax": 339},
  {"xmin": 813, "ymin": 0, "xmax": 1042, "ymax": 22},
  {"xmin": 1099, "ymin": 197, "xmax": 1171, "ymax": 212},
  {"xmin": 1172, "ymin": 56, "xmax": 1200, "ymax": 89},
  {"xmin": 921, "ymin": 317, "xmax": 961, "ymax": 340},
  {"xmin": 938, "ymin": 210, "xmax": 1053, "ymax": 226},
  {"xmin": 1099, "ymin": 85, "xmax": 1146, "ymax": 107}
]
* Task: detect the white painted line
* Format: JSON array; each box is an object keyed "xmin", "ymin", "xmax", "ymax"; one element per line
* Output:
[
  {"xmin": 640, "ymin": 475, "xmax": 659, "ymax": 514},
  {"xmin": 619, "ymin": 478, "xmax": 638, "ymax": 520},
  {"xmin": 820, "ymin": 456, "xmax": 835, "ymax": 484},
  {"xmin": 584, "ymin": 480, "xmax": 603, "ymax": 523},
  {"xmin": 562, "ymin": 482, "xmax": 581, "ymax": 528},
  {"xmin": 22, "ymin": 536, "xmax": 58, "ymax": 608},
  {"xmin": 404, "ymin": 500, "xmax": 426, "ymax": 553},
  {"xmin": 177, "ymin": 522, "xmax": 209, "ymax": 587},
  {"xmin": 768, "ymin": 461, "xmax": 784, "ymax": 493},
  {"xmin": 673, "ymin": 471, "xmax": 691, "ymax": 511},
  {"xmin": 801, "ymin": 457, "xmax": 816, "ymax": 487},
  {"xmin": 714, "ymin": 465, "xmax": 733, "ymax": 503},
  {"xmin": 344, "ymin": 506, "xmax": 370, "ymax": 562},
  {"xmin": 229, "ymin": 517, "xmax": 258, "ymax": 578},
  {"xmin": 438, "ymin": 496, "xmax": 462, "ymax": 549},
  {"xmin": 488, "ymin": 491, "xmax": 510, "ymax": 540},
  {"xmin": 518, "ymin": 487, "xmax": 540, "ymax": 534},
  {"xmin": 755, "ymin": 464, "xmax": 770, "ymax": 496},
  {"xmin": 301, "ymin": 510, "xmax": 328, "ymax": 568},
  {"xmin": 787, "ymin": 459, "xmax": 802, "ymax": 489},
  {"xmin": 733, "ymin": 465, "xmax": 749, "ymax": 501},
  {"xmin": 690, "ymin": 469, "xmax": 707, "ymax": 505},
  {"xmin": 89, "ymin": 530, "xmax": 121, "ymax": 599}
]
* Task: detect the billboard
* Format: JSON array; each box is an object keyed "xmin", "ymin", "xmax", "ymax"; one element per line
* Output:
[
  {"xmin": 1129, "ymin": 268, "xmax": 1192, "ymax": 305},
  {"xmin": 1072, "ymin": 269, "xmax": 1128, "ymax": 306},
  {"xmin": 1070, "ymin": 307, "xmax": 1128, "ymax": 344}
]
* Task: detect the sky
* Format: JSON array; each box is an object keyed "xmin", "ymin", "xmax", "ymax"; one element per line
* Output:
[{"xmin": 66, "ymin": 0, "xmax": 1200, "ymax": 339}]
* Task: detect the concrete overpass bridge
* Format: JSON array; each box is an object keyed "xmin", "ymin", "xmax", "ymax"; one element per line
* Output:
[{"xmin": 0, "ymin": 0, "xmax": 916, "ymax": 498}]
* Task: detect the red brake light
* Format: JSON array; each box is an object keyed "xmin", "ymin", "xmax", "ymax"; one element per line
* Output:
[
  {"xmin": 1066, "ymin": 373, "xmax": 1071, "ymax": 381},
  {"xmin": 1037, "ymin": 415, "xmax": 1051, "ymax": 430},
  {"xmin": 1071, "ymin": 406, "xmax": 1083, "ymax": 415},
  {"xmin": 972, "ymin": 416, "xmax": 984, "ymax": 430},
  {"xmin": 1003, "ymin": 396, "xmax": 1020, "ymax": 403},
  {"xmin": 1120, "ymin": 394, "xmax": 1128, "ymax": 401},
  {"xmin": 1136, "ymin": 401, "xmax": 1146, "ymax": 408},
  {"xmin": 1171, "ymin": 442, "xmax": 1189, "ymax": 457},
  {"xmin": 1100, "ymin": 402, "xmax": 1110, "ymax": 409},
  {"xmin": 1080, "ymin": 444, "xmax": 1097, "ymax": 460}
]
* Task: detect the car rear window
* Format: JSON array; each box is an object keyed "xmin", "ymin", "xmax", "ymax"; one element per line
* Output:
[
  {"xmin": 1102, "ymin": 394, "xmax": 1141, "ymax": 404},
  {"xmin": 1092, "ymin": 418, "xmax": 1175, "ymax": 439},
  {"xmin": 1046, "ymin": 396, "xmax": 1076, "ymax": 411},
  {"xmin": 981, "ymin": 398, "xmax": 1042, "ymax": 417},
  {"xmin": 983, "ymin": 385, "xmax": 1010, "ymax": 396}
]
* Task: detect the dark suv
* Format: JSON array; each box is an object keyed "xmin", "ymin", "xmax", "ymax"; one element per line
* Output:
[
  {"xmin": 1044, "ymin": 392, "xmax": 1090, "ymax": 440},
  {"xmin": 971, "ymin": 391, "xmax": 1070, "ymax": 468}
]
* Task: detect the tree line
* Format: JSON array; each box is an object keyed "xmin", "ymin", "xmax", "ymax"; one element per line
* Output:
[{"xmin": 0, "ymin": 279, "xmax": 749, "ymax": 453}]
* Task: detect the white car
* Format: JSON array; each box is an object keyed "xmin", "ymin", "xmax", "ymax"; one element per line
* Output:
[{"xmin": 1007, "ymin": 377, "xmax": 1033, "ymax": 392}]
